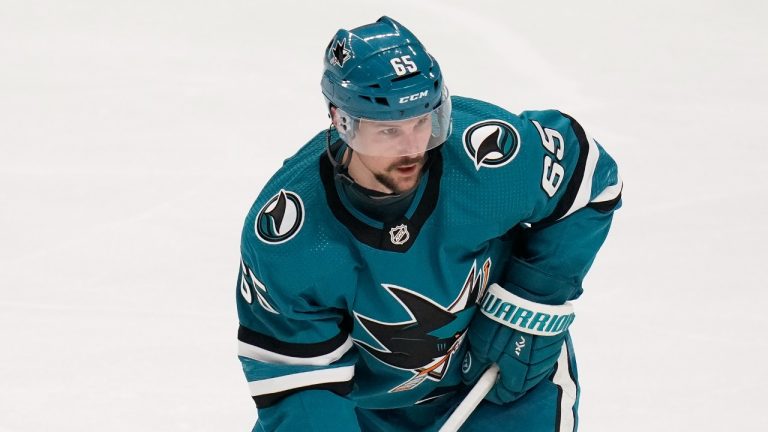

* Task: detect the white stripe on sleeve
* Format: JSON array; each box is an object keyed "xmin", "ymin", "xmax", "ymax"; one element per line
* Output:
[
  {"xmin": 591, "ymin": 174, "xmax": 623, "ymax": 203},
  {"xmin": 248, "ymin": 366, "xmax": 355, "ymax": 396},
  {"xmin": 558, "ymin": 133, "xmax": 599, "ymax": 221},
  {"xmin": 552, "ymin": 343, "xmax": 578, "ymax": 432}
]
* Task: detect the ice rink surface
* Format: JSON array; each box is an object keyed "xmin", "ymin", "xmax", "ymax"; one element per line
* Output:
[{"xmin": 1, "ymin": 0, "xmax": 766, "ymax": 430}]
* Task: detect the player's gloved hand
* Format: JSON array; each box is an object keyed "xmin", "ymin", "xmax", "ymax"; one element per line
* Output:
[{"xmin": 462, "ymin": 282, "xmax": 575, "ymax": 404}]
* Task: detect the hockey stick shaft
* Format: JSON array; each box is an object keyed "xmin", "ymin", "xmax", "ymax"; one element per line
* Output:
[{"xmin": 438, "ymin": 363, "xmax": 499, "ymax": 432}]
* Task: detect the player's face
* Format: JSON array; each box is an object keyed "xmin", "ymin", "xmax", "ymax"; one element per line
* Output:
[
  {"xmin": 349, "ymin": 150, "xmax": 427, "ymax": 194},
  {"xmin": 349, "ymin": 116, "xmax": 432, "ymax": 193},
  {"xmin": 354, "ymin": 114, "xmax": 433, "ymax": 157}
]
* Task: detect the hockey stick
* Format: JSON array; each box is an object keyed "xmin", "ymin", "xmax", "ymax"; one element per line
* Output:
[{"xmin": 438, "ymin": 363, "xmax": 499, "ymax": 432}]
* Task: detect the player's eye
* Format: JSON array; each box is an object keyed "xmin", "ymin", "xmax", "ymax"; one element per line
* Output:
[{"xmin": 380, "ymin": 127, "xmax": 400, "ymax": 136}]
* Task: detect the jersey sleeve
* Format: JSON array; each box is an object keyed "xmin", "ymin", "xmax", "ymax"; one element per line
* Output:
[
  {"xmin": 236, "ymin": 225, "xmax": 360, "ymax": 430},
  {"xmin": 501, "ymin": 110, "xmax": 622, "ymax": 305}
]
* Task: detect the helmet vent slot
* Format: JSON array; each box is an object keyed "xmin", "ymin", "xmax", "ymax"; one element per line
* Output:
[
  {"xmin": 359, "ymin": 96, "xmax": 372, "ymax": 102},
  {"xmin": 368, "ymin": 83, "xmax": 381, "ymax": 88},
  {"xmin": 391, "ymin": 71, "xmax": 419, "ymax": 82},
  {"xmin": 374, "ymin": 97, "xmax": 390, "ymax": 106}
]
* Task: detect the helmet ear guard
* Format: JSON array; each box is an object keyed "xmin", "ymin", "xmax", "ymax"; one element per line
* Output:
[
  {"xmin": 336, "ymin": 108, "xmax": 359, "ymax": 142},
  {"xmin": 327, "ymin": 102, "xmax": 359, "ymax": 143}
]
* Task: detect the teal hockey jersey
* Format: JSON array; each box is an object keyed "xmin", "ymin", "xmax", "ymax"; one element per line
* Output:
[{"xmin": 236, "ymin": 96, "xmax": 622, "ymax": 431}]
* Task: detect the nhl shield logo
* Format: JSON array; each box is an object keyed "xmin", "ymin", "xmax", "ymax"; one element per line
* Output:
[
  {"xmin": 463, "ymin": 119, "xmax": 521, "ymax": 170},
  {"xmin": 389, "ymin": 224, "xmax": 410, "ymax": 245},
  {"xmin": 255, "ymin": 189, "xmax": 305, "ymax": 244}
]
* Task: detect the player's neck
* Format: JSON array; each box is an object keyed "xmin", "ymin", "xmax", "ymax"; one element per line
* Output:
[{"xmin": 339, "ymin": 178, "xmax": 417, "ymax": 223}]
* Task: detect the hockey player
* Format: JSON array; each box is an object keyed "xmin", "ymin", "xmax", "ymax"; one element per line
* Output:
[{"xmin": 236, "ymin": 16, "xmax": 621, "ymax": 431}]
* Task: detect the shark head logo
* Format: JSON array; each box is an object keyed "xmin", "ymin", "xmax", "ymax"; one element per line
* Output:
[
  {"xmin": 329, "ymin": 38, "xmax": 352, "ymax": 67},
  {"xmin": 353, "ymin": 258, "xmax": 492, "ymax": 392},
  {"xmin": 462, "ymin": 120, "xmax": 521, "ymax": 170},
  {"xmin": 255, "ymin": 189, "xmax": 304, "ymax": 244}
]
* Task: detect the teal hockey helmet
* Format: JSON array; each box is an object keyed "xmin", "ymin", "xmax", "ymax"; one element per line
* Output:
[{"xmin": 321, "ymin": 16, "xmax": 451, "ymax": 157}]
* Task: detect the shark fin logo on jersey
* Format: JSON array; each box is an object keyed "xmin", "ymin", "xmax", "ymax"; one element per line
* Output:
[
  {"xmin": 329, "ymin": 38, "xmax": 352, "ymax": 67},
  {"xmin": 352, "ymin": 258, "xmax": 492, "ymax": 393},
  {"xmin": 255, "ymin": 190, "xmax": 304, "ymax": 244},
  {"xmin": 462, "ymin": 120, "xmax": 521, "ymax": 170},
  {"xmin": 239, "ymin": 258, "xmax": 279, "ymax": 314}
]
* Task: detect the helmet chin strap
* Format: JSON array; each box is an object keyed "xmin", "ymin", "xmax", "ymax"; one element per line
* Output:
[{"xmin": 325, "ymin": 124, "xmax": 355, "ymax": 186}]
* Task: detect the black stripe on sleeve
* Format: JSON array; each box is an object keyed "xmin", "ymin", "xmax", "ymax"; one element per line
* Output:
[
  {"xmin": 238, "ymin": 325, "xmax": 348, "ymax": 358},
  {"xmin": 554, "ymin": 386, "xmax": 564, "ymax": 431},
  {"xmin": 587, "ymin": 190, "xmax": 622, "ymax": 213},
  {"xmin": 252, "ymin": 380, "xmax": 354, "ymax": 408},
  {"xmin": 533, "ymin": 112, "xmax": 590, "ymax": 228},
  {"xmin": 548, "ymin": 360, "xmax": 563, "ymax": 431}
]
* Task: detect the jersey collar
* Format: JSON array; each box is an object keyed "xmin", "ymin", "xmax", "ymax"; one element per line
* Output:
[{"xmin": 319, "ymin": 142, "xmax": 443, "ymax": 253}]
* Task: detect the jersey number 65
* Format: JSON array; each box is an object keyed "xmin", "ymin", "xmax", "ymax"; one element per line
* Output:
[{"xmin": 532, "ymin": 120, "xmax": 565, "ymax": 198}]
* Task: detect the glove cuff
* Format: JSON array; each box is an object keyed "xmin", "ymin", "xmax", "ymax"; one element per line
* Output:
[{"xmin": 478, "ymin": 283, "xmax": 575, "ymax": 336}]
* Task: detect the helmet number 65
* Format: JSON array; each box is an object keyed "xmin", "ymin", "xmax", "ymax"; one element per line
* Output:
[{"xmin": 390, "ymin": 55, "xmax": 418, "ymax": 76}]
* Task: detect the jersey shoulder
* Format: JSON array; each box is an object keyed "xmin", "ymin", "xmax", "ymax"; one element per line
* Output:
[
  {"xmin": 449, "ymin": 95, "xmax": 573, "ymax": 176},
  {"xmin": 446, "ymin": 96, "xmax": 618, "ymax": 224},
  {"xmin": 239, "ymin": 131, "xmax": 357, "ymax": 313}
]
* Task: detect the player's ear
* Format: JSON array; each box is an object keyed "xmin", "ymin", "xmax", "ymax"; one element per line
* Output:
[{"xmin": 329, "ymin": 106, "xmax": 340, "ymax": 129}]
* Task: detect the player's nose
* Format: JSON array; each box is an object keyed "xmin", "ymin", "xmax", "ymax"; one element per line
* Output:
[{"xmin": 396, "ymin": 131, "xmax": 424, "ymax": 155}]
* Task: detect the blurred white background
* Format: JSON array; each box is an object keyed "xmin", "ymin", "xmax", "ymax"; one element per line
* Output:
[{"xmin": 1, "ymin": 0, "xmax": 766, "ymax": 430}]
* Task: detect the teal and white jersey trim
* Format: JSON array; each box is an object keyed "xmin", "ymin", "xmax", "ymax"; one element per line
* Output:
[
  {"xmin": 591, "ymin": 174, "xmax": 623, "ymax": 205},
  {"xmin": 247, "ymin": 365, "xmax": 355, "ymax": 397},
  {"xmin": 558, "ymin": 131, "xmax": 600, "ymax": 221},
  {"xmin": 552, "ymin": 341, "xmax": 578, "ymax": 432}
]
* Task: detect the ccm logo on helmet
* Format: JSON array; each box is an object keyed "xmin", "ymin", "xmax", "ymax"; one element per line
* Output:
[{"xmin": 399, "ymin": 90, "xmax": 429, "ymax": 104}]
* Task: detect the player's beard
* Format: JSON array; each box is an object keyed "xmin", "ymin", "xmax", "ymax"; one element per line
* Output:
[{"xmin": 374, "ymin": 155, "xmax": 426, "ymax": 194}]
